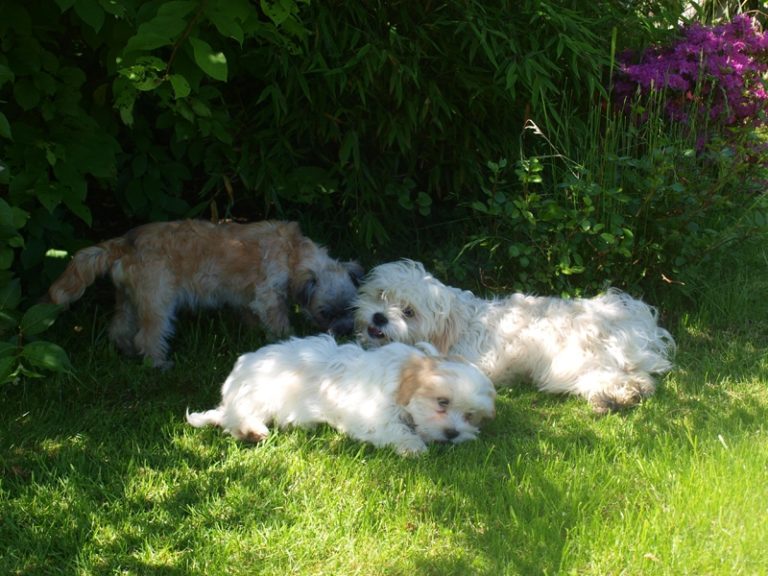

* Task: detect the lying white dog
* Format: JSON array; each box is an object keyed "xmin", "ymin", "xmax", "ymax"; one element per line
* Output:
[
  {"xmin": 355, "ymin": 260, "xmax": 675, "ymax": 413},
  {"xmin": 186, "ymin": 334, "xmax": 496, "ymax": 456}
]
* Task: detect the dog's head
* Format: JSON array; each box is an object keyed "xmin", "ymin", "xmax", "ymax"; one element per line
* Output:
[
  {"xmin": 397, "ymin": 352, "xmax": 496, "ymax": 445},
  {"xmin": 354, "ymin": 260, "xmax": 462, "ymax": 353},
  {"xmin": 295, "ymin": 260, "xmax": 365, "ymax": 336}
]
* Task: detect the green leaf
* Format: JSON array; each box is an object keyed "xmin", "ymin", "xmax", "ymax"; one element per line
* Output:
[
  {"xmin": 0, "ymin": 310, "xmax": 18, "ymax": 336},
  {"xmin": 260, "ymin": 0, "xmax": 296, "ymax": 26},
  {"xmin": 124, "ymin": 1, "xmax": 197, "ymax": 52},
  {"xmin": 0, "ymin": 199, "xmax": 29, "ymax": 231},
  {"xmin": 189, "ymin": 98, "xmax": 212, "ymax": 117},
  {"xmin": 206, "ymin": 0, "xmax": 249, "ymax": 46},
  {"xmin": 0, "ymin": 112, "xmax": 11, "ymax": 141},
  {"xmin": 0, "ymin": 355, "xmax": 16, "ymax": 385},
  {"xmin": 169, "ymin": 74, "xmax": 191, "ymax": 99},
  {"xmin": 0, "ymin": 279, "xmax": 22, "ymax": 310},
  {"xmin": 0, "ymin": 247, "xmax": 13, "ymax": 269},
  {"xmin": 0, "ymin": 341, "xmax": 16, "ymax": 358},
  {"xmin": 20, "ymin": 303, "xmax": 62, "ymax": 337},
  {"xmin": 189, "ymin": 37, "xmax": 228, "ymax": 81},
  {"xmin": 13, "ymin": 78, "xmax": 41, "ymax": 110},
  {"xmin": 21, "ymin": 341, "xmax": 72, "ymax": 374},
  {"xmin": 113, "ymin": 78, "xmax": 137, "ymax": 126},
  {"xmin": 0, "ymin": 65, "xmax": 14, "ymax": 90},
  {"xmin": 339, "ymin": 130, "xmax": 358, "ymax": 167},
  {"xmin": 63, "ymin": 197, "xmax": 93, "ymax": 226},
  {"xmin": 74, "ymin": 0, "xmax": 104, "ymax": 32}
]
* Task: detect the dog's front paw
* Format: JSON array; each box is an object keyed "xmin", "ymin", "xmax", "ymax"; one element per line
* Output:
[
  {"xmin": 234, "ymin": 418, "xmax": 271, "ymax": 443},
  {"xmin": 150, "ymin": 357, "xmax": 174, "ymax": 371},
  {"xmin": 393, "ymin": 437, "xmax": 428, "ymax": 457}
]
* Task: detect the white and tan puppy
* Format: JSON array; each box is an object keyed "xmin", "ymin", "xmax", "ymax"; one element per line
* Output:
[
  {"xmin": 355, "ymin": 260, "xmax": 675, "ymax": 413},
  {"xmin": 186, "ymin": 334, "xmax": 496, "ymax": 456},
  {"xmin": 48, "ymin": 220, "xmax": 363, "ymax": 368}
]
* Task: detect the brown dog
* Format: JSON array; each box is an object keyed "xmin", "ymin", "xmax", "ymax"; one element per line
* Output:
[{"xmin": 48, "ymin": 220, "xmax": 363, "ymax": 368}]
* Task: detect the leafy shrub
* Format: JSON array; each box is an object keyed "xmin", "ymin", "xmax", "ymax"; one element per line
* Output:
[
  {"xmin": 1, "ymin": 1, "xmax": 621, "ymax": 260},
  {"xmin": 460, "ymin": 14, "xmax": 768, "ymax": 300},
  {"xmin": 464, "ymin": 102, "xmax": 768, "ymax": 300},
  {"xmin": 0, "ymin": 199, "xmax": 71, "ymax": 384}
]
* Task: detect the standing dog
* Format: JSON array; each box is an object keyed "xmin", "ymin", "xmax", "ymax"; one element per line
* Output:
[
  {"xmin": 186, "ymin": 335, "xmax": 496, "ymax": 456},
  {"xmin": 48, "ymin": 220, "xmax": 363, "ymax": 368},
  {"xmin": 355, "ymin": 260, "xmax": 675, "ymax": 413}
]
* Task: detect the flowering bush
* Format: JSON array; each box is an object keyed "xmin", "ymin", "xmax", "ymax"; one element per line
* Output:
[{"xmin": 614, "ymin": 15, "xmax": 768, "ymax": 127}]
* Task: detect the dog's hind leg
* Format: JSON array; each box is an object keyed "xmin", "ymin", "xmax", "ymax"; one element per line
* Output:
[
  {"xmin": 584, "ymin": 370, "xmax": 656, "ymax": 414},
  {"xmin": 132, "ymin": 289, "xmax": 177, "ymax": 369},
  {"xmin": 108, "ymin": 288, "xmax": 140, "ymax": 356}
]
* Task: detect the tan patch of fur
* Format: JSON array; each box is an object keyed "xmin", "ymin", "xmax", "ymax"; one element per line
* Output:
[
  {"xmin": 396, "ymin": 355, "xmax": 439, "ymax": 406},
  {"xmin": 431, "ymin": 311, "xmax": 461, "ymax": 355},
  {"xmin": 48, "ymin": 219, "xmax": 360, "ymax": 367}
]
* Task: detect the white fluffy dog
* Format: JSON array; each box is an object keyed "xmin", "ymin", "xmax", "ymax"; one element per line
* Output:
[
  {"xmin": 355, "ymin": 260, "xmax": 676, "ymax": 413},
  {"xmin": 186, "ymin": 335, "xmax": 496, "ymax": 456}
]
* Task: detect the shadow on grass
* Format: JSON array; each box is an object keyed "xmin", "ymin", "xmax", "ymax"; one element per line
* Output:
[
  {"xmin": 0, "ymin": 358, "xmax": 294, "ymax": 575},
  {"xmin": 3, "ymin": 292, "xmax": 768, "ymax": 575}
]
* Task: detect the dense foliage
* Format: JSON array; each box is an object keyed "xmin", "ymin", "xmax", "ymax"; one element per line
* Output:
[
  {"xmin": 462, "ymin": 11, "xmax": 768, "ymax": 298},
  {"xmin": 1, "ymin": 1, "xmax": 767, "ymax": 382}
]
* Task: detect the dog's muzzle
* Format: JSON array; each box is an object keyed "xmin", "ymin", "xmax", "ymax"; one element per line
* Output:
[
  {"xmin": 312, "ymin": 303, "xmax": 358, "ymax": 336},
  {"xmin": 443, "ymin": 428, "xmax": 460, "ymax": 441},
  {"xmin": 366, "ymin": 312, "xmax": 388, "ymax": 340},
  {"xmin": 326, "ymin": 313, "xmax": 356, "ymax": 337}
]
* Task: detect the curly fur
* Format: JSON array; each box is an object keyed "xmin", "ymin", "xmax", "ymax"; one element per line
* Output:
[
  {"xmin": 48, "ymin": 220, "xmax": 363, "ymax": 368},
  {"xmin": 186, "ymin": 335, "xmax": 496, "ymax": 456},
  {"xmin": 355, "ymin": 260, "xmax": 675, "ymax": 413}
]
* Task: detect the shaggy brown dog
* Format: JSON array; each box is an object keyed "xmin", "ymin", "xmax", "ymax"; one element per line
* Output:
[{"xmin": 48, "ymin": 220, "xmax": 363, "ymax": 368}]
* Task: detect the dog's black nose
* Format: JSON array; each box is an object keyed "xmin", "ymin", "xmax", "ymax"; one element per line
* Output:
[
  {"xmin": 327, "ymin": 314, "xmax": 354, "ymax": 337},
  {"xmin": 444, "ymin": 428, "xmax": 459, "ymax": 441},
  {"xmin": 372, "ymin": 312, "xmax": 388, "ymax": 327}
]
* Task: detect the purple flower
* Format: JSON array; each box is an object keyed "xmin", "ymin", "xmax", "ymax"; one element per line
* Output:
[{"xmin": 614, "ymin": 15, "xmax": 768, "ymax": 128}]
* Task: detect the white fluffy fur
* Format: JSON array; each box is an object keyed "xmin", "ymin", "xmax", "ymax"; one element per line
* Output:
[
  {"xmin": 355, "ymin": 260, "xmax": 676, "ymax": 413},
  {"xmin": 186, "ymin": 334, "xmax": 496, "ymax": 456}
]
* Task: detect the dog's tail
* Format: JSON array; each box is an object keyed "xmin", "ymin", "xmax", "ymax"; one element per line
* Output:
[
  {"xmin": 185, "ymin": 407, "xmax": 225, "ymax": 428},
  {"xmin": 47, "ymin": 237, "xmax": 132, "ymax": 306}
]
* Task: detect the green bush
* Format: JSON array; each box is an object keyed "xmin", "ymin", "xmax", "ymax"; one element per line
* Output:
[
  {"xmin": 1, "ymin": 1, "xmax": 624, "ymax": 273},
  {"xmin": 463, "ymin": 103, "xmax": 768, "ymax": 299}
]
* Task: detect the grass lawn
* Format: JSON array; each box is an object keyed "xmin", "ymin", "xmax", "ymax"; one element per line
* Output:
[{"xmin": 2, "ymin": 251, "xmax": 767, "ymax": 575}]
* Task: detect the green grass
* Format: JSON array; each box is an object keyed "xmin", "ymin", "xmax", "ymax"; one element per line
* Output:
[{"xmin": 2, "ymin": 251, "xmax": 767, "ymax": 575}]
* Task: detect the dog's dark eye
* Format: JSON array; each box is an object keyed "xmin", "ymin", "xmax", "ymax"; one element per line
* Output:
[
  {"xmin": 403, "ymin": 307, "xmax": 415, "ymax": 318},
  {"xmin": 437, "ymin": 397, "xmax": 450, "ymax": 411},
  {"xmin": 464, "ymin": 411, "xmax": 477, "ymax": 424}
]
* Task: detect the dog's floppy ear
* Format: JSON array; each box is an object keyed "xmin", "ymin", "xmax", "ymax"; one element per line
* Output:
[
  {"xmin": 431, "ymin": 296, "xmax": 463, "ymax": 355},
  {"xmin": 396, "ymin": 354, "xmax": 436, "ymax": 405},
  {"xmin": 344, "ymin": 261, "xmax": 365, "ymax": 287}
]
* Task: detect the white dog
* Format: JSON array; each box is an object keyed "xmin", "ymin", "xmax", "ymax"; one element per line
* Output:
[
  {"xmin": 186, "ymin": 335, "xmax": 496, "ymax": 456},
  {"xmin": 355, "ymin": 260, "xmax": 675, "ymax": 413}
]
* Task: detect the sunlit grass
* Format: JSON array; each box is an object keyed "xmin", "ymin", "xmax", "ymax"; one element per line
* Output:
[{"xmin": 1, "ymin": 249, "xmax": 766, "ymax": 575}]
